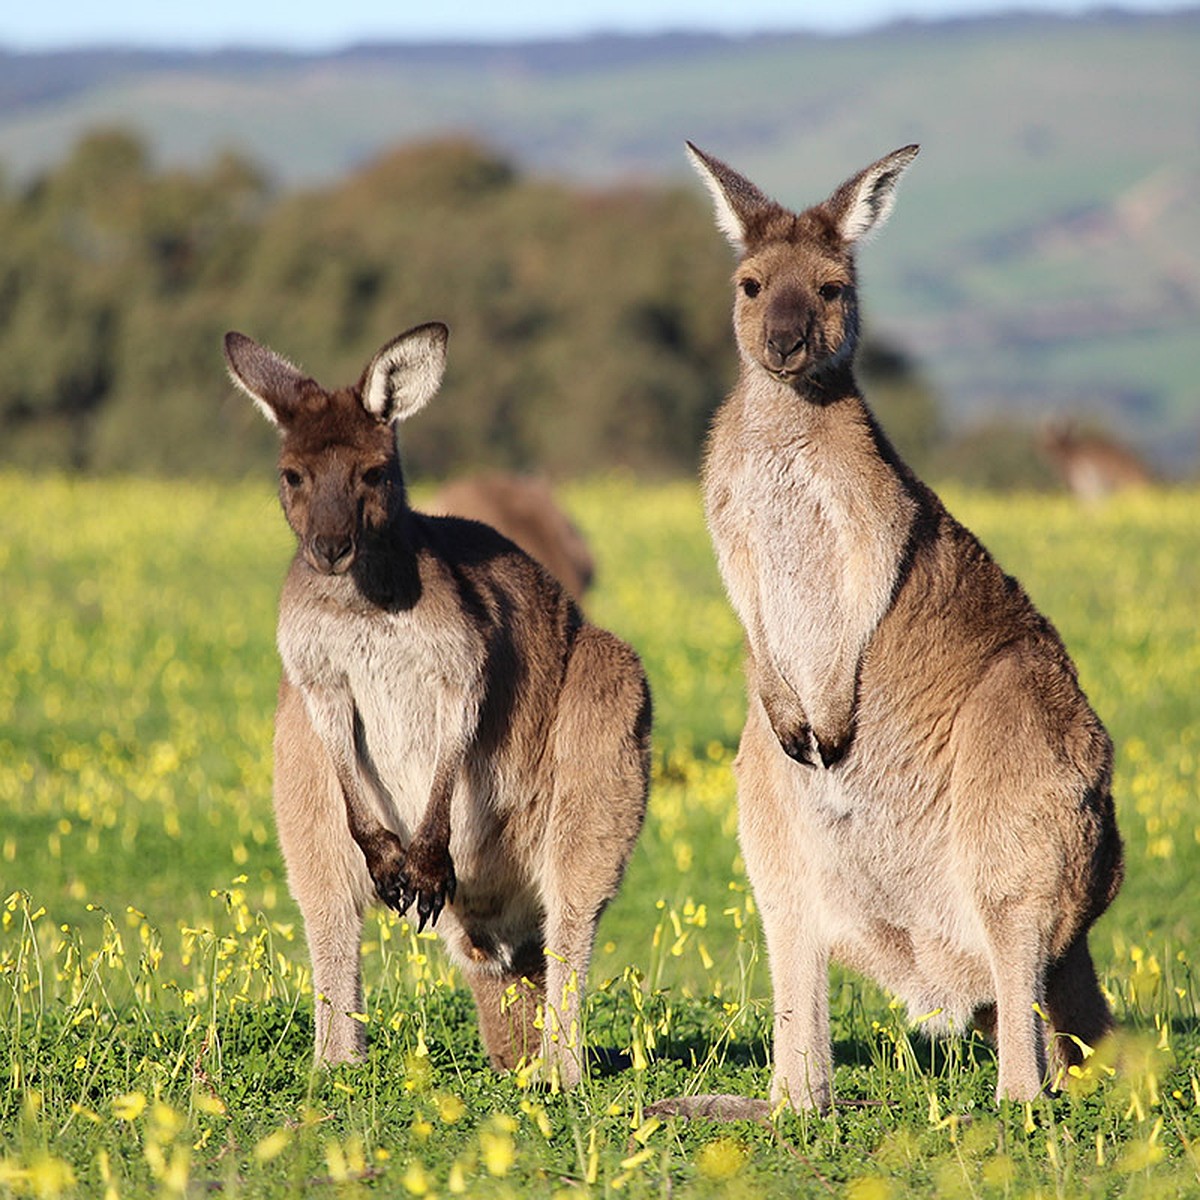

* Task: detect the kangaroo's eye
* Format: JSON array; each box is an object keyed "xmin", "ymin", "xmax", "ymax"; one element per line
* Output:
[
  {"xmin": 740, "ymin": 278, "xmax": 761, "ymax": 299},
  {"xmin": 819, "ymin": 282, "xmax": 845, "ymax": 302},
  {"xmin": 281, "ymin": 468, "xmax": 302, "ymax": 488},
  {"xmin": 361, "ymin": 466, "xmax": 388, "ymax": 488}
]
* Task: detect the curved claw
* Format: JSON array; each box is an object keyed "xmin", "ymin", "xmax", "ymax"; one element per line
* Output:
[
  {"xmin": 817, "ymin": 740, "xmax": 845, "ymax": 768},
  {"xmin": 390, "ymin": 848, "xmax": 457, "ymax": 931},
  {"xmin": 816, "ymin": 726, "xmax": 854, "ymax": 768},
  {"xmin": 415, "ymin": 863, "xmax": 456, "ymax": 932},
  {"xmin": 377, "ymin": 877, "xmax": 415, "ymax": 917},
  {"xmin": 777, "ymin": 726, "xmax": 816, "ymax": 767},
  {"xmin": 416, "ymin": 893, "xmax": 438, "ymax": 933}
]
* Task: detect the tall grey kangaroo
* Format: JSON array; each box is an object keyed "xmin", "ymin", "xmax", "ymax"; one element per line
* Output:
[
  {"xmin": 224, "ymin": 323, "xmax": 650, "ymax": 1086},
  {"xmin": 686, "ymin": 142, "xmax": 1123, "ymax": 1109}
]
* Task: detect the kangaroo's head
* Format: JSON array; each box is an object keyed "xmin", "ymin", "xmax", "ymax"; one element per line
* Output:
[
  {"xmin": 686, "ymin": 142, "xmax": 918, "ymax": 390},
  {"xmin": 224, "ymin": 323, "xmax": 448, "ymax": 575}
]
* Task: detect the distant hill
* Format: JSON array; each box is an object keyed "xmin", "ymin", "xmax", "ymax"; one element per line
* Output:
[{"xmin": 2, "ymin": 11, "xmax": 1198, "ymax": 471}]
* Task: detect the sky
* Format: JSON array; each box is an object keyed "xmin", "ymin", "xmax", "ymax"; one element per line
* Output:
[{"xmin": 1, "ymin": 0, "xmax": 1191, "ymax": 50}]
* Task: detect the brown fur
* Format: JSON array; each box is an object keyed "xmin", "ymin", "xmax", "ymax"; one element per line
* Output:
[
  {"xmin": 427, "ymin": 473, "xmax": 595, "ymax": 603},
  {"xmin": 687, "ymin": 142, "xmax": 1123, "ymax": 1108},
  {"xmin": 225, "ymin": 324, "xmax": 650, "ymax": 1084}
]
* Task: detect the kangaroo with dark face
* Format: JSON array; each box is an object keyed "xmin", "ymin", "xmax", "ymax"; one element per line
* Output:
[
  {"xmin": 225, "ymin": 323, "xmax": 651, "ymax": 1084},
  {"xmin": 687, "ymin": 143, "xmax": 1123, "ymax": 1109}
]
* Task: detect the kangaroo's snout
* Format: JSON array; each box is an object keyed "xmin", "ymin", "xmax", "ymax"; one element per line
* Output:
[
  {"xmin": 764, "ymin": 326, "xmax": 807, "ymax": 371},
  {"xmin": 763, "ymin": 289, "xmax": 812, "ymax": 374},
  {"xmin": 308, "ymin": 533, "xmax": 355, "ymax": 575}
]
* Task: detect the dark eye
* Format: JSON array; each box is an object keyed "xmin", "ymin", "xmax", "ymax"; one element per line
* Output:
[
  {"xmin": 361, "ymin": 465, "xmax": 388, "ymax": 488},
  {"xmin": 819, "ymin": 282, "xmax": 845, "ymax": 302},
  {"xmin": 740, "ymin": 278, "xmax": 761, "ymax": 299},
  {"xmin": 281, "ymin": 468, "xmax": 302, "ymax": 488}
]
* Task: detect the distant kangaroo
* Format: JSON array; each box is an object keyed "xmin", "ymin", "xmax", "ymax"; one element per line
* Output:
[
  {"xmin": 428, "ymin": 472, "xmax": 596, "ymax": 603},
  {"xmin": 1038, "ymin": 417, "xmax": 1154, "ymax": 501},
  {"xmin": 687, "ymin": 142, "xmax": 1123, "ymax": 1108},
  {"xmin": 224, "ymin": 323, "xmax": 650, "ymax": 1085}
]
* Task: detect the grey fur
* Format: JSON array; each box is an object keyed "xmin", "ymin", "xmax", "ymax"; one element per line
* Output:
[{"xmin": 688, "ymin": 144, "xmax": 1123, "ymax": 1109}]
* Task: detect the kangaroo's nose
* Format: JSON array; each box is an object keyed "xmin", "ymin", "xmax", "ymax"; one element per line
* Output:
[
  {"xmin": 311, "ymin": 534, "xmax": 354, "ymax": 574},
  {"xmin": 765, "ymin": 329, "xmax": 806, "ymax": 368}
]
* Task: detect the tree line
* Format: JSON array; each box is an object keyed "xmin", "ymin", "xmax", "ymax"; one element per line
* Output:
[{"xmin": 1, "ymin": 129, "xmax": 943, "ymax": 481}]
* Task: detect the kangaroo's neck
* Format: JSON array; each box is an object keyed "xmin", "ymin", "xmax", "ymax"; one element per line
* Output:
[
  {"xmin": 348, "ymin": 511, "xmax": 423, "ymax": 612},
  {"xmin": 724, "ymin": 364, "xmax": 923, "ymax": 542},
  {"xmin": 733, "ymin": 363, "xmax": 871, "ymax": 446}
]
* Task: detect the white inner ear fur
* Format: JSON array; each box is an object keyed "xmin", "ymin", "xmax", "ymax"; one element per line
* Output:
[
  {"xmin": 685, "ymin": 145, "xmax": 747, "ymax": 252},
  {"xmin": 363, "ymin": 326, "xmax": 448, "ymax": 424},
  {"xmin": 837, "ymin": 148, "xmax": 919, "ymax": 245}
]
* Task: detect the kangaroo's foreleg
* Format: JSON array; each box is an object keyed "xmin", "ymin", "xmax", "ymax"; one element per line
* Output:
[
  {"xmin": 748, "ymin": 640, "xmax": 817, "ymax": 767},
  {"xmin": 300, "ymin": 682, "xmax": 412, "ymax": 913},
  {"xmin": 274, "ymin": 679, "xmax": 372, "ymax": 1063},
  {"xmin": 394, "ymin": 684, "xmax": 479, "ymax": 928}
]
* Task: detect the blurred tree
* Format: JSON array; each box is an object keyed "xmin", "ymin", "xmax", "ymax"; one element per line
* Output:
[
  {"xmin": 857, "ymin": 337, "xmax": 942, "ymax": 476},
  {"xmin": 931, "ymin": 418, "xmax": 1057, "ymax": 491},
  {"xmin": 0, "ymin": 130, "xmax": 942, "ymax": 483}
]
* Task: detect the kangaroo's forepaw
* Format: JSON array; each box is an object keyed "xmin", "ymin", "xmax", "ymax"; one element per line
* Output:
[
  {"xmin": 773, "ymin": 722, "xmax": 816, "ymax": 767},
  {"xmin": 815, "ymin": 724, "xmax": 854, "ymax": 768},
  {"xmin": 399, "ymin": 838, "xmax": 457, "ymax": 931},
  {"xmin": 363, "ymin": 829, "xmax": 412, "ymax": 914}
]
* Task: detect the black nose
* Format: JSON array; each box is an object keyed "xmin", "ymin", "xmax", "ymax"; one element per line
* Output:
[
  {"xmin": 765, "ymin": 329, "xmax": 805, "ymax": 367},
  {"xmin": 311, "ymin": 535, "xmax": 354, "ymax": 573}
]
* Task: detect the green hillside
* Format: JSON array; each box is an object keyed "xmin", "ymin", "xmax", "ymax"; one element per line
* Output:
[{"xmin": 1, "ymin": 13, "xmax": 1197, "ymax": 471}]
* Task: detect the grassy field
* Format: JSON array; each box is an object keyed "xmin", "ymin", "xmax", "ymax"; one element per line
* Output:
[{"xmin": 1, "ymin": 471, "xmax": 1198, "ymax": 1197}]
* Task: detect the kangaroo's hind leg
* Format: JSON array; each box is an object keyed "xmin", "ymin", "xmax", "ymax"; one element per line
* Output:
[
  {"xmin": 951, "ymin": 660, "xmax": 1078, "ymax": 1102},
  {"xmin": 1044, "ymin": 932, "xmax": 1115, "ymax": 1082},
  {"xmin": 464, "ymin": 964, "xmax": 547, "ymax": 1072},
  {"xmin": 541, "ymin": 626, "xmax": 651, "ymax": 1088},
  {"xmin": 274, "ymin": 678, "xmax": 373, "ymax": 1063},
  {"xmin": 1045, "ymin": 785, "xmax": 1123, "ymax": 1082}
]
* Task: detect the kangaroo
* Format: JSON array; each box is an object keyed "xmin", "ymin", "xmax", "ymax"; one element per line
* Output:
[
  {"xmin": 686, "ymin": 143, "xmax": 1123, "ymax": 1109},
  {"xmin": 1038, "ymin": 417, "xmax": 1155, "ymax": 501},
  {"xmin": 428, "ymin": 472, "xmax": 595, "ymax": 603},
  {"xmin": 224, "ymin": 323, "xmax": 651, "ymax": 1085}
]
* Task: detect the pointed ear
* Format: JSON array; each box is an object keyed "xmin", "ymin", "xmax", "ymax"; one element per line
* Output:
[
  {"xmin": 685, "ymin": 141, "xmax": 776, "ymax": 252},
  {"xmin": 825, "ymin": 144, "xmax": 919, "ymax": 245},
  {"xmin": 361, "ymin": 322, "xmax": 449, "ymax": 424},
  {"xmin": 223, "ymin": 331, "xmax": 310, "ymax": 428}
]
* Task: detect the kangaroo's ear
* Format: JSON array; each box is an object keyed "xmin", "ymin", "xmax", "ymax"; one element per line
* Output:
[
  {"xmin": 825, "ymin": 144, "xmax": 919, "ymax": 245},
  {"xmin": 224, "ymin": 332, "xmax": 311, "ymax": 428},
  {"xmin": 361, "ymin": 322, "xmax": 449, "ymax": 424},
  {"xmin": 685, "ymin": 141, "xmax": 777, "ymax": 253}
]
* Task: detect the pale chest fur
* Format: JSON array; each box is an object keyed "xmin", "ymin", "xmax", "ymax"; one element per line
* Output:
[
  {"xmin": 277, "ymin": 569, "xmax": 483, "ymax": 837},
  {"xmin": 704, "ymin": 382, "xmax": 914, "ymax": 734}
]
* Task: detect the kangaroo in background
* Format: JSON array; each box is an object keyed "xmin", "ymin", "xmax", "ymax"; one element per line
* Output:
[
  {"xmin": 427, "ymin": 472, "xmax": 595, "ymax": 603},
  {"xmin": 224, "ymin": 323, "xmax": 650, "ymax": 1085},
  {"xmin": 687, "ymin": 143, "xmax": 1123, "ymax": 1109},
  {"xmin": 1038, "ymin": 416, "xmax": 1155, "ymax": 501}
]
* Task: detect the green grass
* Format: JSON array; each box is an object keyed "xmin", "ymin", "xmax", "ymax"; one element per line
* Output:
[{"xmin": 1, "ymin": 471, "xmax": 1199, "ymax": 1197}]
